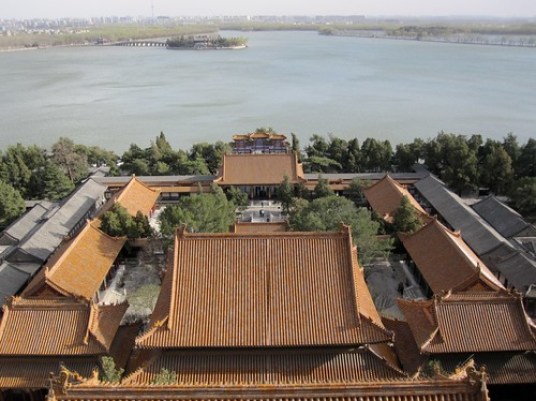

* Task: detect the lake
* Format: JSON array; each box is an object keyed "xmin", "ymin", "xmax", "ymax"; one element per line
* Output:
[{"xmin": 0, "ymin": 30, "xmax": 535, "ymax": 153}]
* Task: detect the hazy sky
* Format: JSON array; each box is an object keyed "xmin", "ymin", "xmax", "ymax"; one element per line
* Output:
[{"xmin": 3, "ymin": 0, "xmax": 536, "ymax": 19}]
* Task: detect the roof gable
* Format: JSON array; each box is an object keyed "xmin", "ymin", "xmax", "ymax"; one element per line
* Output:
[
  {"xmin": 400, "ymin": 219, "xmax": 503, "ymax": 294},
  {"xmin": 99, "ymin": 176, "xmax": 160, "ymax": 217},
  {"xmin": 0, "ymin": 298, "xmax": 126, "ymax": 356},
  {"xmin": 137, "ymin": 228, "xmax": 391, "ymax": 348},
  {"xmin": 399, "ymin": 294, "xmax": 536, "ymax": 354},
  {"xmin": 363, "ymin": 175, "xmax": 426, "ymax": 221},
  {"xmin": 23, "ymin": 220, "xmax": 126, "ymax": 300}
]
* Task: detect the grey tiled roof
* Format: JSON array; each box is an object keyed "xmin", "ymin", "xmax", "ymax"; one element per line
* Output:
[
  {"xmin": 472, "ymin": 196, "xmax": 536, "ymax": 239},
  {"xmin": 0, "ymin": 202, "xmax": 54, "ymax": 245},
  {"xmin": 483, "ymin": 249, "xmax": 536, "ymax": 292},
  {"xmin": 0, "ymin": 262, "xmax": 39, "ymax": 306},
  {"xmin": 94, "ymin": 175, "xmax": 215, "ymax": 185},
  {"xmin": 18, "ymin": 179, "xmax": 107, "ymax": 261},
  {"xmin": 304, "ymin": 172, "xmax": 428, "ymax": 181},
  {"xmin": 414, "ymin": 175, "xmax": 508, "ymax": 255}
]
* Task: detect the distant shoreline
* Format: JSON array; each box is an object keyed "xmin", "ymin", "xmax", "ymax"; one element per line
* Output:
[{"xmin": 320, "ymin": 29, "xmax": 536, "ymax": 48}]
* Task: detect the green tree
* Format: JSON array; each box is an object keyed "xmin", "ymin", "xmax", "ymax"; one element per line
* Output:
[
  {"xmin": 159, "ymin": 185, "xmax": 235, "ymax": 241},
  {"xmin": 312, "ymin": 176, "xmax": 335, "ymax": 198},
  {"xmin": 288, "ymin": 195, "xmax": 392, "ymax": 264},
  {"xmin": 121, "ymin": 144, "xmax": 149, "ymax": 174},
  {"xmin": 51, "ymin": 137, "xmax": 89, "ymax": 183},
  {"xmin": 392, "ymin": 196, "xmax": 423, "ymax": 234},
  {"xmin": 441, "ymin": 136, "xmax": 478, "ymax": 195},
  {"xmin": 343, "ymin": 138, "xmax": 361, "ymax": 172},
  {"xmin": 304, "ymin": 134, "xmax": 341, "ymax": 173},
  {"xmin": 360, "ymin": 138, "xmax": 392, "ymax": 171},
  {"xmin": 305, "ymin": 134, "xmax": 329, "ymax": 158},
  {"xmin": 100, "ymin": 204, "xmax": 152, "ymax": 238},
  {"xmin": 502, "ymin": 133, "xmax": 521, "ymax": 169},
  {"xmin": 304, "ymin": 156, "xmax": 342, "ymax": 173},
  {"xmin": 0, "ymin": 144, "xmax": 37, "ymax": 198},
  {"xmin": 40, "ymin": 162, "xmax": 75, "ymax": 200},
  {"xmin": 130, "ymin": 159, "xmax": 150, "ymax": 176},
  {"xmin": 190, "ymin": 141, "xmax": 231, "ymax": 174},
  {"xmin": 516, "ymin": 138, "xmax": 536, "ymax": 178},
  {"xmin": 226, "ymin": 186, "xmax": 249, "ymax": 209},
  {"xmin": 277, "ymin": 175, "xmax": 295, "ymax": 213},
  {"xmin": 291, "ymin": 133, "xmax": 302, "ymax": 161},
  {"xmin": 0, "ymin": 180, "xmax": 25, "ymax": 229},
  {"xmin": 345, "ymin": 178, "xmax": 370, "ymax": 206},
  {"xmin": 100, "ymin": 356, "xmax": 124, "ymax": 383},
  {"xmin": 509, "ymin": 177, "xmax": 536, "ymax": 220},
  {"xmin": 75, "ymin": 144, "xmax": 118, "ymax": 169},
  {"xmin": 326, "ymin": 135, "xmax": 348, "ymax": 169},
  {"xmin": 151, "ymin": 368, "xmax": 177, "ymax": 385},
  {"xmin": 394, "ymin": 141, "xmax": 424, "ymax": 172},
  {"xmin": 479, "ymin": 145, "xmax": 514, "ymax": 194}
]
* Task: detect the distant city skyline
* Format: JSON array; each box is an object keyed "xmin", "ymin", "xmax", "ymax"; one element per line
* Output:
[{"xmin": 3, "ymin": 0, "xmax": 536, "ymax": 19}]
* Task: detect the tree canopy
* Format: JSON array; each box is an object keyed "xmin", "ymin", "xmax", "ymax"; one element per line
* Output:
[
  {"xmin": 392, "ymin": 196, "xmax": 424, "ymax": 234},
  {"xmin": 509, "ymin": 177, "xmax": 536, "ymax": 221},
  {"xmin": 158, "ymin": 186, "xmax": 236, "ymax": 244},
  {"xmin": 100, "ymin": 204, "xmax": 153, "ymax": 238},
  {"xmin": 0, "ymin": 180, "xmax": 25, "ymax": 229},
  {"xmin": 288, "ymin": 195, "xmax": 392, "ymax": 264}
]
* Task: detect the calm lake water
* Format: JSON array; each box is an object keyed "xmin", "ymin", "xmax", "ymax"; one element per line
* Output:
[{"xmin": 0, "ymin": 31, "xmax": 535, "ymax": 153}]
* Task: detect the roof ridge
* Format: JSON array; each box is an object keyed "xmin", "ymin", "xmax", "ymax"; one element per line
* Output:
[
  {"xmin": 432, "ymin": 219, "xmax": 482, "ymax": 278},
  {"xmin": 345, "ymin": 226, "xmax": 361, "ymax": 327},
  {"xmin": 45, "ymin": 219, "xmax": 93, "ymax": 282},
  {"xmin": 0, "ymin": 301, "xmax": 11, "ymax": 342}
]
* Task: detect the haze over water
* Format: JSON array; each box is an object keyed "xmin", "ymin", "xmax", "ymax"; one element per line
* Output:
[{"xmin": 1, "ymin": 30, "xmax": 535, "ymax": 153}]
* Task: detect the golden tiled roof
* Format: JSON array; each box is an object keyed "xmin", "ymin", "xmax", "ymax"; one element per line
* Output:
[
  {"xmin": 99, "ymin": 176, "xmax": 160, "ymax": 217},
  {"xmin": 399, "ymin": 293, "xmax": 536, "ymax": 354},
  {"xmin": 23, "ymin": 220, "xmax": 127, "ymax": 300},
  {"xmin": 215, "ymin": 152, "xmax": 305, "ymax": 185},
  {"xmin": 123, "ymin": 347, "xmax": 405, "ymax": 386},
  {"xmin": 399, "ymin": 219, "xmax": 504, "ymax": 294},
  {"xmin": 232, "ymin": 132, "xmax": 287, "ymax": 141},
  {"xmin": 51, "ymin": 368, "xmax": 486, "ymax": 401},
  {"xmin": 231, "ymin": 222, "xmax": 288, "ymax": 233},
  {"xmin": 0, "ymin": 357, "xmax": 98, "ymax": 389},
  {"xmin": 385, "ymin": 317, "xmax": 536, "ymax": 385},
  {"xmin": 0, "ymin": 298, "xmax": 126, "ymax": 355},
  {"xmin": 137, "ymin": 227, "xmax": 392, "ymax": 349},
  {"xmin": 363, "ymin": 175, "xmax": 426, "ymax": 222}
]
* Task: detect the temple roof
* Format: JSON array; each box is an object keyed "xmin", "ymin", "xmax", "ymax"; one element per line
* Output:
[
  {"xmin": 414, "ymin": 175, "xmax": 508, "ymax": 255},
  {"xmin": 0, "ymin": 357, "xmax": 98, "ymax": 389},
  {"xmin": 232, "ymin": 132, "xmax": 287, "ymax": 141},
  {"xmin": 399, "ymin": 219, "xmax": 504, "ymax": 294},
  {"xmin": 98, "ymin": 176, "xmax": 160, "ymax": 217},
  {"xmin": 384, "ymin": 317, "xmax": 536, "ymax": 385},
  {"xmin": 18, "ymin": 179, "xmax": 107, "ymax": 263},
  {"xmin": 215, "ymin": 152, "xmax": 305, "ymax": 185},
  {"xmin": 231, "ymin": 221, "xmax": 288, "ymax": 233},
  {"xmin": 137, "ymin": 227, "xmax": 392, "ymax": 349},
  {"xmin": 363, "ymin": 174, "xmax": 426, "ymax": 222},
  {"xmin": 124, "ymin": 347, "xmax": 405, "ymax": 386},
  {"xmin": 398, "ymin": 293, "xmax": 536, "ymax": 354},
  {"xmin": 0, "ymin": 297, "xmax": 127, "ymax": 356},
  {"xmin": 472, "ymin": 196, "xmax": 536, "ymax": 239},
  {"xmin": 22, "ymin": 220, "xmax": 126, "ymax": 300}
]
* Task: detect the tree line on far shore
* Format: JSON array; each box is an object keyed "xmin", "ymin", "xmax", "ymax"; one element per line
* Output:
[{"xmin": 1, "ymin": 130, "xmax": 535, "ymax": 229}]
